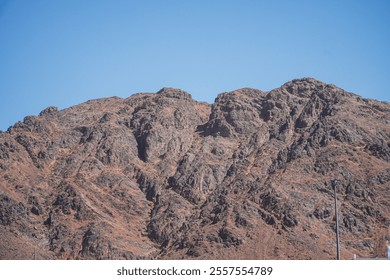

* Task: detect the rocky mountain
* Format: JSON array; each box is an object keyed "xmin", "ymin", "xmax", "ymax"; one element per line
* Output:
[{"xmin": 0, "ymin": 78, "xmax": 389, "ymax": 260}]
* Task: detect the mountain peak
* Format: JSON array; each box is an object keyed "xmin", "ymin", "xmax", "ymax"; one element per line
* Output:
[
  {"xmin": 156, "ymin": 87, "xmax": 193, "ymax": 100},
  {"xmin": 1, "ymin": 79, "xmax": 389, "ymax": 260}
]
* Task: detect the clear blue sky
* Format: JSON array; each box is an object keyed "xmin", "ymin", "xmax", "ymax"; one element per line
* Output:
[{"xmin": 0, "ymin": 0, "xmax": 389, "ymax": 131}]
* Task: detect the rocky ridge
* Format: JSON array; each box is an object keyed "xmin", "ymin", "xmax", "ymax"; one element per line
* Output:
[{"xmin": 0, "ymin": 78, "xmax": 389, "ymax": 259}]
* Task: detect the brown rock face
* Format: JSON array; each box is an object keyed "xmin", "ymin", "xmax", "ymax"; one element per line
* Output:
[{"xmin": 0, "ymin": 78, "xmax": 389, "ymax": 259}]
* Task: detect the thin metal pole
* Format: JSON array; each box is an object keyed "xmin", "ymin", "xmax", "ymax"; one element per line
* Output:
[{"xmin": 333, "ymin": 181, "xmax": 340, "ymax": 260}]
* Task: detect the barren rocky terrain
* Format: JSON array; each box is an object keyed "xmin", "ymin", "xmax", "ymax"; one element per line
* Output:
[{"xmin": 0, "ymin": 78, "xmax": 389, "ymax": 259}]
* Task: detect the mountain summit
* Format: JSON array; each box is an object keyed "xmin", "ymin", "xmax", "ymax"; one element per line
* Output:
[{"xmin": 1, "ymin": 78, "xmax": 389, "ymax": 259}]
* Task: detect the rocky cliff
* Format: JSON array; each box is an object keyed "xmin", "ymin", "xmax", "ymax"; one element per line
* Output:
[{"xmin": 1, "ymin": 78, "xmax": 389, "ymax": 259}]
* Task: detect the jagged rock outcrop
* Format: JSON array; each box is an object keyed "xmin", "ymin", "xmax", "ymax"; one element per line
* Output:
[{"xmin": 0, "ymin": 78, "xmax": 389, "ymax": 259}]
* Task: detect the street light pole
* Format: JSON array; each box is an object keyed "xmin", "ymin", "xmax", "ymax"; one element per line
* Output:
[{"xmin": 333, "ymin": 180, "xmax": 340, "ymax": 260}]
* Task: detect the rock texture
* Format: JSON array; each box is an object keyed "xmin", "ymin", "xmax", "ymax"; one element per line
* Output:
[{"xmin": 0, "ymin": 78, "xmax": 389, "ymax": 260}]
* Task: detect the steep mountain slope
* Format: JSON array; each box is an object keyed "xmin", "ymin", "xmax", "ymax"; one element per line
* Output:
[{"xmin": 0, "ymin": 78, "xmax": 389, "ymax": 259}]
